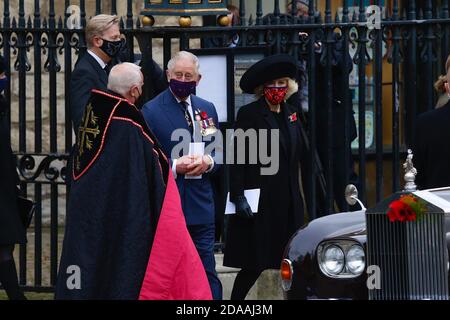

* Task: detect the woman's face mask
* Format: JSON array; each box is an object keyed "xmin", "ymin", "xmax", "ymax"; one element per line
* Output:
[{"xmin": 264, "ymin": 86, "xmax": 288, "ymax": 105}]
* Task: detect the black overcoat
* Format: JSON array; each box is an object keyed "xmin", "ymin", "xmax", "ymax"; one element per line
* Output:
[
  {"xmin": 223, "ymin": 98, "xmax": 306, "ymax": 270},
  {"xmin": 0, "ymin": 94, "xmax": 26, "ymax": 245},
  {"xmin": 56, "ymin": 90, "xmax": 169, "ymax": 299},
  {"xmin": 413, "ymin": 101, "xmax": 450, "ymax": 189}
]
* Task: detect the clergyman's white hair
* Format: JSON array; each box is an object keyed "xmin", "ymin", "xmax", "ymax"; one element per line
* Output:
[
  {"xmin": 167, "ymin": 51, "xmax": 200, "ymax": 75},
  {"xmin": 107, "ymin": 62, "xmax": 142, "ymax": 97}
]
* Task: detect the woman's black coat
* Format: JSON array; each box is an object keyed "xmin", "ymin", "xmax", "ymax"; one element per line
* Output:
[
  {"xmin": 223, "ymin": 97, "xmax": 306, "ymax": 270},
  {"xmin": 0, "ymin": 92, "xmax": 26, "ymax": 245}
]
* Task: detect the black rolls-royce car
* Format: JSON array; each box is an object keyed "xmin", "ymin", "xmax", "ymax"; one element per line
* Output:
[{"xmin": 281, "ymin": 186, "xmax": 450, "ymax": 300}]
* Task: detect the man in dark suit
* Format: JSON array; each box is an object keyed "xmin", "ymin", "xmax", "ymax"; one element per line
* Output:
[
  {"xmin": 413, "ymin": 56, "xmax": 450, "ymax": 189},
  {"xmin": 308, "ymin": 32, "xmax": 358, "ymax": 214},
  {"xmin": 70, "ymin": 14, "xmax": 124, "ymax": 132},
  {"xmin": 70, "ymin": 14, "xmax": 168, "ymax": 133},
  {"xmin": 286, "ymin": 0, "xmax": 359, "ymax": 216},
  {"xmin": 142, "ymin": 51, "xmax": 223, "ymax": 300}
]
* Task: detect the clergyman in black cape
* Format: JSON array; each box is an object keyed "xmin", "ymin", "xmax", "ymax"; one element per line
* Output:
[{"xmin": 55, "ymin": 63, "xmax": 211, "ymax": 300}]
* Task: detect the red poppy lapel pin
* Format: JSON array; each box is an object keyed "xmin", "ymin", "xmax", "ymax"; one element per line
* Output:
[
  {"xmin": 289, "ymin": 112, "xmax": 298, "ymax": 123},
  {"xmin": 195, "ymin": 109, "xmax": 217, "ymax": 136},
  {"xmin": 194, "ymin": 109, "xmax": 209, "ymax": 121}
]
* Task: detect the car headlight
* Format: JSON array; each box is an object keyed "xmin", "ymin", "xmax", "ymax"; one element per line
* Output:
[
  {"xmin": 321, "ymin": 245, "xmax": 345, "ymax": 276},
  {"xmin": 346, "ymin": 245, "xmax": 365, "ymax": 275},
  {"xmin": 317, "ymin": 241, "xmax": 366, "ymax": 278}
]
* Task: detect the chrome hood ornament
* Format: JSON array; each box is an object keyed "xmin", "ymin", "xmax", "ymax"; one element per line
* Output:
[{"xmin": 403, "ymin": 149, "xmax": 418, "ymax": 192}]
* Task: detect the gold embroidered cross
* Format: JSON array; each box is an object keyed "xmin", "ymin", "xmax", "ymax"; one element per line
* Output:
[{"xmin": 77, "ymin": 103, "xmax": 100, "ymax": 157}]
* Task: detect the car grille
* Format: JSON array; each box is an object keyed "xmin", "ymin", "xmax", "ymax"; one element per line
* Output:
[{"xmin": 366, "ymin": 211, "xmax": 449, "ymax": 300}]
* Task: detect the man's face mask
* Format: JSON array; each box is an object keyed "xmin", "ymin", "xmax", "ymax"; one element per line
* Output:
[
  {"xmin": 169, "ymin": 79, "xmax": 196, "ymax": 99},
  {"xmin": 133, "ymin": 86, "xmax": 145, "ymax": 108},
  {"xmin": 264, "ymin": 86, "xmax": 288, "ymax": 105},
  {"xmin": 100, "ymin": 38, "xmax": 125, "ymax": 58},
  {"xmin": 0, "ymin": 77, "xmax": 7, "ymax": 94}
]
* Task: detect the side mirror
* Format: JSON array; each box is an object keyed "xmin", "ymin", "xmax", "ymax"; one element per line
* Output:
[{"xmin": 345, "ymin": 184, "xmax": 366, "ymax": 211}]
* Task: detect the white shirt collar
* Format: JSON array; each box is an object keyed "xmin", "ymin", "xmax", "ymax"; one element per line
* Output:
[{"xmin": 87, "ymin": 50, "xmax": 108, "ymax": 70}]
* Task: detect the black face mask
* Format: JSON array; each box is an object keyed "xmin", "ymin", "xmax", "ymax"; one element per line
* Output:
[
  {"xmin": 133, "ymin": 87, "xmax": 145, "ymax": 109},
  {"xmin": 100, "ymin": 38, "xmax": 125, "ymax": 58},
  {"xmin": 135, "ymin": 96, "xmax": 145, "ymax": 109}
]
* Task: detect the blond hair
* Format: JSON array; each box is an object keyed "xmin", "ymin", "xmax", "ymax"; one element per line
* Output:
[
  {"xmin": 85, "ymin": 14, "xmax": 119, "ymax": 49},
  {"xmin": 254, "ymin": 78, "xmax": 298, "ymax": 100},
  {"xmin": 434, "ymin": 74, "xmax": 447, "ymax": 94},
  {"xmin": 436, "ymin": 57, "xmax": 450, "ymax": 108},
  {"xmin": 446, "ymin": 55, "xmax": 450, "ymax": 74}
]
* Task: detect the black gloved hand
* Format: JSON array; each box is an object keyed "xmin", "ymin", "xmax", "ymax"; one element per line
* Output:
[{"xmin": 234, "ymin": 195, "xmax": 254, "ymax": 219}]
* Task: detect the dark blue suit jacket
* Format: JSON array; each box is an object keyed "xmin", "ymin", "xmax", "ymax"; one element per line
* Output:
[
  {"xmin": 70, "ymin": 53, "xmax": 108, "ymax": 132},
  {"xmin": 142, "ymin": 88, "xmax": 221, "ymax": 225}
]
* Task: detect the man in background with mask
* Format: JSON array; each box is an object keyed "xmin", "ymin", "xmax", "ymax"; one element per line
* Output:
[
  {"xmin": 56, "ymin": 62, "xmax": 212, "ymax": 300},
  {"xmin": 70, "ymin": 14, "xmax": 124, "ymax": 132},
  {"xmin": 285, "ymin": 0, "xmax": 359, "ymax": 216},
  {"xmin": 142, "ymin": 51, "xmax": 223, "ymax": 300}
]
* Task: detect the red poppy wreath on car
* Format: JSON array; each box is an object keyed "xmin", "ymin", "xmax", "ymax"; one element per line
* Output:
[{"xmin": 387, "ymin": 194, "xmax": 426, "ymax": 223}]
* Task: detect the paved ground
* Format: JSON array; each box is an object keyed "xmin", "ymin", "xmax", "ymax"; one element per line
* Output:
[
  {"xmin": 0, "ymin": 291, "xmax": 53, "ymax": 300},
  {"xmin": 216, "ymin": 255, "xmax": 284, "ymax": 300},
  {"xmin": 1, "ymin": 228, "xmax": 283, "ymax": 300}
]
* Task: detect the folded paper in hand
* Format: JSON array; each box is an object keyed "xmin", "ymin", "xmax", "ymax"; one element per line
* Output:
[
  {"xmin": 185, "ymin": 142, "xmax": 205, "ymax": 180},
  {"xmin": 225, "ymin": 189, "xmax": 260, "ymax": 215}
]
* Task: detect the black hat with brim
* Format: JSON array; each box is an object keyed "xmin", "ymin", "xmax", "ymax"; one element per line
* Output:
[
  {"xmin": 293, "ymin": 0, "xmax": 310, "ymax": 7},
  {"xmin": 239, "ymin": 54, "xmax": 297, "ymax": 94}
]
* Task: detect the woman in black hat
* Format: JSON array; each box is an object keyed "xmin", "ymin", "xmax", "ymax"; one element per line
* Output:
[
  {"xmin": 223, "ymin": 54, "xmax": 307, "ymax": 300},
  {"xmin": 0, "ymin": 54, "xmax": 27, "ymax": 300}
]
